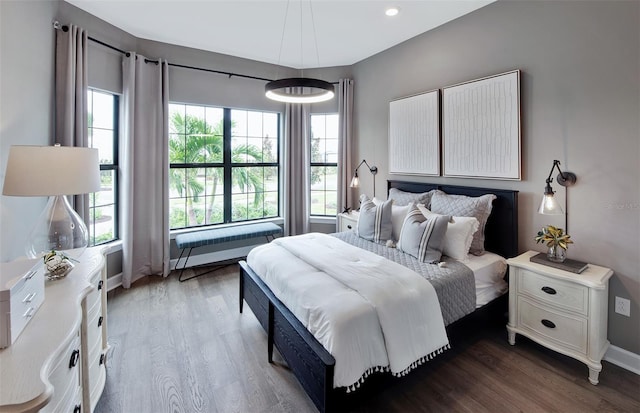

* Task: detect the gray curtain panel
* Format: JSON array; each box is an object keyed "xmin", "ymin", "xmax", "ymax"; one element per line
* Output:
[
  {"xmin": 121, "ymin": 53, "xmax": 170, "ymax": 288},
  {"xmin": 55, "ymin": 23, "xmax": 89, "ymax": 223},
  {"xmin": 284, "ymin": 93, "xmax": 310, "ymax": 236},
  {"xmin": 337, "ymin": 79, "xmax": 354, "ymax": 212}
]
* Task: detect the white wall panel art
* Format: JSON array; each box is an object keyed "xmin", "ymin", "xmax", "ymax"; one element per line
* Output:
[
  {"xmin": 389, "ymin": 89, "xmax": 440, "ymax": 176},
  {"xmin": 442, "ymin": 70, "xmax": 521, "ymax": 180}
]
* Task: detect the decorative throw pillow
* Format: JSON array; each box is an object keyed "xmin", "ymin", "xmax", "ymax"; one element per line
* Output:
[
  {"xmin": 417, "ymin": 204, "xmax": 479, "ymax": 261},
  {"xmin": 430, "ymin": 190, "xmax": 496, "ymax": 256},
  {"xmin": 373, "ymin": 197, "xmax": 414, "ymax": 242},
  {"xmin": 388, "ymin": 188, "xmax": 435, "ymax": 207},
  {"xmin": 397, "ymin": 205, "xmax": 450, "ymax": 263},
  {"xmin": 357, "ymin": 195, "xmax": 393, "ymax": 243}
]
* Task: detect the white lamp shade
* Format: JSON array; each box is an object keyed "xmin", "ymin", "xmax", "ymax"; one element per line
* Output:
[
  {"xmin": 538, "ymin": 193, "xmax": 564, "ymax": 215},
  {"xmin": 3, "ymin": 145, "xmax": 101, "ymax": 196}
]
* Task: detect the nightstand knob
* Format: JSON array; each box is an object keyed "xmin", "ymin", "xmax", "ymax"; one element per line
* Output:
[
  {"xmin": 541, "ymin": 286, "xmax": 557, "ymax": 295},
  {"xmin": 541, "ymin": 319, "xmax": 556, "ymax": 329},
  {"xmin": 347, "ymin": 224, "xmax": 352, "ymax": 229}
]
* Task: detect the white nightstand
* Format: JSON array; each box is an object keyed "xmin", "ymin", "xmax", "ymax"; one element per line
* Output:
[
  {"xmin": 506, "ymin": 251, "xmax": 613, "ymax": 385},
  {"xmin": 337, "ymin": 210, "xmax": 359, "ymax": 232}
]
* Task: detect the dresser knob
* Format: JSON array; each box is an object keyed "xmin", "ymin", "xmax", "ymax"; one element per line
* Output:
[
  {"xmin": 100, "ymin": 353, "xmax": 105, "ymax": 365},
  {"xmin": 98, "ymin": 316, "xmax": 103, "ymax": 327},
  {"xmin": 69, "ymin": 349, "xmax": 80, "ymax": 368},
  {"xmin": 73, "ymin": 404, "xmax": 81, "ymax": 413},
  {"xmin": 541, "ymin": 319, "xmax": 556, "ymax": 329},
  {"xmin": 541, "ymin": 286, "xmax": 557, "ymax": 295},
  {"xmin": 97, "ymin": 280, "xmax": 103, "ymax": 290}
]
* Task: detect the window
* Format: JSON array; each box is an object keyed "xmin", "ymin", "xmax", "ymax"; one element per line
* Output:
[
  {"xmin": 87, "ymin": 89, "xmax": 119, "ymax": 245},
  {"xmin": 310, "ymin": 114, "xmax": 338, "ymax": 216},
  {"xmin": 168, "ymin": 103, "xmax": 280, "ymax": 230}
]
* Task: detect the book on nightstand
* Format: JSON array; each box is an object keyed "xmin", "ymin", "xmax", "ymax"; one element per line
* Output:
[{"xmin": 530, "ymin": 252, "xmax": 588, "ymax": 274}]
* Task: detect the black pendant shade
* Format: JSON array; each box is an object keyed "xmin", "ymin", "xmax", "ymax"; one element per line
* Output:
[{"xmin": 265, "ymin": 77, "xmax": 335, "ymax": 103}]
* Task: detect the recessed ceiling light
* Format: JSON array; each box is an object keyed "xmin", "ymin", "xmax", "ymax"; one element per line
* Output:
[{"xmin": 385, "ymin": 7, "xmax": 399, "ymax": 17}]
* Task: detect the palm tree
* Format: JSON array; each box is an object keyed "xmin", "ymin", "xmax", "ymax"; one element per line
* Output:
[{"xmin": 169, "ymin": 112, "xmax": 267, "ymax": 227}]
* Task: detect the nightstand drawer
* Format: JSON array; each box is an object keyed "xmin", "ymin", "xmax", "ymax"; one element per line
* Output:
[
  {"xmin": 518, "ymin": 297, "xmax": 587, "ymax": 353},
  {"xmin": 518, "ymin": 269, "xmax": 588, "ymax": 315}
]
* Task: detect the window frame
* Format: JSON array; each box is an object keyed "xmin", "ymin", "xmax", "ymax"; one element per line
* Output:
[
  {"xmin": 87, "ymin": 88, "xmax": 120, "ymax": 246},
  {"xmin": 309, "ymin": 112, "xmax": 339, "ymax": 217},
  {"xmin": 168, "ymin": 103, "xmax": 281, "ymax": 230}
]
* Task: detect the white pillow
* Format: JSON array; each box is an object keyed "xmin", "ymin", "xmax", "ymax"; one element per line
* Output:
[
  {"xmin": 373, "ymin": 197, "xmax": 414, "ymax": 241},
  {"xmin": 417, "ymin": 204, "xmax": 479, "ymax": 261}
]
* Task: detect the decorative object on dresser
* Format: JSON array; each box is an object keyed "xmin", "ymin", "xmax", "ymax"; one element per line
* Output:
[
  {"xmin": 507, "ymin": 251, "xmax": 613, "ymax": 385},
  {"xmin": 337, "ymin": 210, "xmax": 359, "ymax": 233},
  {"xmin": 350, "ymin": 159, "xmax": 378, "ymax": 197},
  {"xmin": 2, "ymin": 144, "xmax": 101, "ymax": 260},
  {"xmin": 538, "ymin": 159, "xmax": 577, "ymax": 232},
  {"xmin": 0, "ymin": 247, "xmax": 109, "ymax": 413},
  {"xmin": 0, "ymin": 258, "xmax": 44, "ymax": 348}
]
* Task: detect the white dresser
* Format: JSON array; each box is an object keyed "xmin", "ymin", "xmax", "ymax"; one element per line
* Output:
[
  {"xmin": 0, "ymin": 247, "xmax": 108, "ymax": 413},
  {"xmin": 506, "ymin": 250, "xmax": 613, "ymax": 385}
]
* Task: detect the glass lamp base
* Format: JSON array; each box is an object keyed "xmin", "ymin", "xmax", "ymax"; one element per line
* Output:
[{"xmin": 26, "ymin": 195, "xmax": 89, "ymax": 260}]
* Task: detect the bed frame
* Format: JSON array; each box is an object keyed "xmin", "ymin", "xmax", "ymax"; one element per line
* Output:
[{"xmin": 239, "ymin": 180, "xmax": 518, "ymax": 412}]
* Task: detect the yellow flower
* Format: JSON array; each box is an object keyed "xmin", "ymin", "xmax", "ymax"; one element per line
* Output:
[{"xmin": 534, "ymin": 225, "xmax": 574, "ymax": 250}]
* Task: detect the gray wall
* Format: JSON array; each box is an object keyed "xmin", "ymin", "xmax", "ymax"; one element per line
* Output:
[
  {"xmin": 0, "ymin": 0, "xmax": 57, "ymax": 261},
  {"xmin": 352, "ymin": 0, "xmax": 639, "ymax": 353}
]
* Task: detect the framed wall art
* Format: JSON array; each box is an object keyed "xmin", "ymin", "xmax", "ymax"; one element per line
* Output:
[
  {"xmin": 389, "ymin": 89, "xmax": 440, "ymax": 176},
  {"xmin": 442, "ymin": 70, "xmax": 521, "ymax": 180}
]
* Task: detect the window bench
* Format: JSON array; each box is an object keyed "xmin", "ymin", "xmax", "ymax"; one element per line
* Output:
[{"xmin": 174, "ymin": 222, "xmax": 283, "ymax": 281}]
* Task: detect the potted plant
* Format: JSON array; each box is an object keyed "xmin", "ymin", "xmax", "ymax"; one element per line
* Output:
[{"xmin": 535, "ymin": 225, "xmax": 573, "ymax": 263}]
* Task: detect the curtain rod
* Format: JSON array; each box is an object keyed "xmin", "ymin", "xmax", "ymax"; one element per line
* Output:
[{"xmin": 54, "ymin": 22, "xmax": 338, "ymax": 85}]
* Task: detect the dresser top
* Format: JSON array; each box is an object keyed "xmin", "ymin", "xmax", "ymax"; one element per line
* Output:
[
  {"xmin": 0, "ymin": 247, "xmax": 105, "ymax": 410},
  {"xmin": 507, "ymin": 250, "xmax": 613, "ymax": 289}
]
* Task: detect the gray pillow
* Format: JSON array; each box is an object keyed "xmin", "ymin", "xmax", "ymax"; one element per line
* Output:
[
  {"xmin": 430, "ymin": 190, "xmax": 496, "ymax": 255},
  {"xmin": 388, "ymin": 188, "xmax": 435, "ymax": 207},
  {"xmin": 397, "ymin": 205, "xmax": 450, "ymax": 263},
  {"xmin": 357, "ymin": 195, "xmax": 393, "ymax": 243}
]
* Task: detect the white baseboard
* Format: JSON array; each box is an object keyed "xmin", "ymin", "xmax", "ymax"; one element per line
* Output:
[
  {"xmin": 106, "ymin": 273, "xmax": 122, "ymax": 292},
  {"xmin": 604, "ymin": 345, "xmax": 640, "ymax": 375}
]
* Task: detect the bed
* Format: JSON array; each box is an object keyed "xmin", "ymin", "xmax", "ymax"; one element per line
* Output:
[{"xmin": 239, "ymin": 180, "xmax": 518, "ymax": 412}]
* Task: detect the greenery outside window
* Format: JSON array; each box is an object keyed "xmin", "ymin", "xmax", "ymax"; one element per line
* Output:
[
  {"xmin": 87, "ymin": 89, "xmax": 119, "ymax": 246},
  {"xmin": 169, "ymin": 103, "xmax": 280, "ymax": 230},
  {"xmin": 310, "ymin": 113, "xmax": 338, "ymax": 216}
]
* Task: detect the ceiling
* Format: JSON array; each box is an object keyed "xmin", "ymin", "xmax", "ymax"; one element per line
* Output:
[{"xmin": 64, "ymin": 0, "xmax": 495, "ymax": 69}]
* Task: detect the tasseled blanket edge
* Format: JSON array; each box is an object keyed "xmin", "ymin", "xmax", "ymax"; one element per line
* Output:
[{"xmin": 340, "ymin": 343, "xmax": 451, "ymax": 393}]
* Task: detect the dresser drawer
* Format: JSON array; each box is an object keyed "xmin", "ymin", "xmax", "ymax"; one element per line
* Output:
[
  {"xmin": 43, "ymin": 333, "xmax": 81, "ymax": 412},
  {"xmin": 0, "ymin": 263, "xmax": 45, "ymax": 348},
  {"xmin": 518, "ymin": 297, "xmax": 587, "ymax": 353},
  {"xmin": 518, "ymin": 269, "xmax": 588, "ymax": 315}
]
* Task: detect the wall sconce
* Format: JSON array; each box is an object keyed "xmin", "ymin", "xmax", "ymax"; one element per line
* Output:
[
  {"xmin": 538, "ymin": 159, "xmax": 577, "ymax": 230},
  {"xmin": 2, "ymin": 144, "xmax": 101, "ymax": 261},
  {"xmin": 350, "ymin": 159, "xmax": 378, "ymax": 197}
]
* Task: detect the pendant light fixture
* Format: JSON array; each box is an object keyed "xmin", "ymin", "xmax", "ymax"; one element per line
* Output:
[{"xmin": 265, "ymin": 0, "xmax": 335, "ymax": 103}]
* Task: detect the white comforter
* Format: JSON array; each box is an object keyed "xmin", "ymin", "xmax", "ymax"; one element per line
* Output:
[{"xmin": 247, "ymin": 233, "xmax": 449, "ymax": 390}]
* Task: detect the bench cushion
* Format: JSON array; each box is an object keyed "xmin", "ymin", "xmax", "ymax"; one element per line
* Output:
[{"xmin": 176, "ymin": 222, "xmax": 282, "ymax": 249}]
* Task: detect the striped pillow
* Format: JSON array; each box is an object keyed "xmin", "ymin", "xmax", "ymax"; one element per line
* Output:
[
  {"xmin": 398, "ymin": 205, "xmax": 450, "ymax": 263},
  {"xmin": 357, "ymin": 195, "xmax": 393, "ymax": 243}
]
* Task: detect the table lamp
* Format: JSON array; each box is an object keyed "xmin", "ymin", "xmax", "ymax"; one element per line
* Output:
[{"xmin": 2, "ymin": 144, "xmax": 101, "ymax": 260}]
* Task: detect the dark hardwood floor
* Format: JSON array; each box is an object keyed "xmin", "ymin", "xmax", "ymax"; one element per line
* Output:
[{"xmin": 96, "ymin": 265, "xmax": 640, "ymax": 413}]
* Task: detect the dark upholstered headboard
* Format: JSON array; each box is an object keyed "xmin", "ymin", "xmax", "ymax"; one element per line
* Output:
[{"xmin": 388, "ymin": 180, "xmax": 519, "ymax": 259}]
